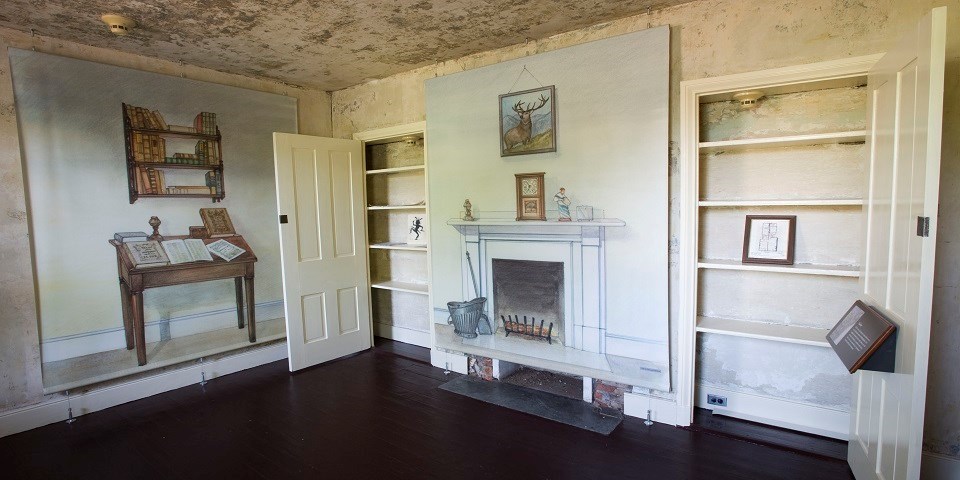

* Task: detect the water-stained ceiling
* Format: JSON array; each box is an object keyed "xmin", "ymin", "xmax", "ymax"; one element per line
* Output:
[{"xmin": 0, "ymin": 0, "xmax": 694, "ymax": 91}]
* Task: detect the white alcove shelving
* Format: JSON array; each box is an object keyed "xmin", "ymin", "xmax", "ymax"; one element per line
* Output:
[
  {"xmin": 677, "ymin": 55, "xmax": 883, "ymax": 439},
  {"xmin": 355, "ymin": 122, "xmax": 433, "ymax": 348}
]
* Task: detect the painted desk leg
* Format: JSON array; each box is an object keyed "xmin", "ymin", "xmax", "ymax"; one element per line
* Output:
[
  {"xmin": 235, "ymin": 277, "xmax": 245, "ymax": 329},
  {"xmin": 131, "ymin": 290, "xmax": 147, "ymax": 366},
  {"xmin": 245, "ymin": 275, "xmax": 256, "ymax": 343},
  {"xmin": 119, "ymin": 279, "xmax": 134, "ymax": 350}
]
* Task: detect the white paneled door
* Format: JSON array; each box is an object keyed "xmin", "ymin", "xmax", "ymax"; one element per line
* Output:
[
  {"xmin": 273, "ymin": 133, "xmax": 371, "ymax": 371},
  {"xmin": 849, "ymin": 7, "xmax": 946, "ymax": 480}
]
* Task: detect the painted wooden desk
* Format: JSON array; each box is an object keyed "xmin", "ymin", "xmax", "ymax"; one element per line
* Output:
[{"xmin": 108, "ymin": 235, "xmax": 257, "ymax": 366}]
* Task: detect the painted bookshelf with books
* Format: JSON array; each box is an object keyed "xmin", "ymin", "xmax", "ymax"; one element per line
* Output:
[{"xmin": 122, "ymin": 103, "xmax": 225, "ymax": 204}]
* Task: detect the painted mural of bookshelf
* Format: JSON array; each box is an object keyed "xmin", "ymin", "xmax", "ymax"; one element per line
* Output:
[{"xmin": 122, "ymin": 103, "xmax": 225, "ymax": 204}]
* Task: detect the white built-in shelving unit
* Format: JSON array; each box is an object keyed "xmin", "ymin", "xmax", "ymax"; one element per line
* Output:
[
  {"xmin": 677, "ymin": 55, "xmax": 882, "ymax": 439},
  {"xmin": 355, "ymin": 122, "xmax": 432, "ymax": 348},
  {"xmin": 693, "ymin": 115, "xmax": 867, "ymax": 347}
]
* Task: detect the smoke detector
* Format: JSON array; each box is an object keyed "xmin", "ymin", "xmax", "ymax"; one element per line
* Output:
[
  {"xmin": 101, "ymin": 14, "xmax": 137, "ymax": 36},
  {"xmin": 733, "ymin": 90, "xmax": 764, "ymax": 109}
]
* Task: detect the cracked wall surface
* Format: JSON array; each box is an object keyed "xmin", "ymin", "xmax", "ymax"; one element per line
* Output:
[
  {"xmin": 0, "ymin": 0, "xmax": 696, "ymax": 91},
  {"xmin": 330, "ymin": 0, "xmax": 960, "ymax": 459}
]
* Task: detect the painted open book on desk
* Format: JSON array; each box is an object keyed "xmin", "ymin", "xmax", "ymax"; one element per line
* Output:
[
  {"xmin": 161, "ymin": 238, "xmax": 214, "ymax": 264},
  {"xmin": 124, "ymin": 240, "xmax": 168, "ymax": 267}
]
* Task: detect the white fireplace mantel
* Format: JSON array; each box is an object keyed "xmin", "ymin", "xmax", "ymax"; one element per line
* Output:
[
  {"xmin": 447, "ymin": 216, "xmax": 625, "ymax": 354},
  {"xmin": 438, "ymin": 216, "xmax": 670, "ymax": 390}
]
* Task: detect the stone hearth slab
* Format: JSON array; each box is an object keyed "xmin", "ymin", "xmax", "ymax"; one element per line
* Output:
[
  {"xmin": 439, "ymin": 375, "xmax": 623, "ymax": 435},
  {"xmin": 435, "ymin": 323, "xmax": 670, "ymax": 391}
]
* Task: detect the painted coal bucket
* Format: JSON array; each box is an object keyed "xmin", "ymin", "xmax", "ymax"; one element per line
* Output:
[{"xmin": 446, "ymin": 297, "xmax": 488, "ymax": 339}]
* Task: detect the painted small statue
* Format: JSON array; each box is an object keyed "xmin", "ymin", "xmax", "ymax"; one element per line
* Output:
[
  {"xmin": 463, "ymin": 199, "xmax": 475, "ymax": 221},
  {"xmin": 554, "ymin": 188, "xmax": 572, "ymax": 222}
]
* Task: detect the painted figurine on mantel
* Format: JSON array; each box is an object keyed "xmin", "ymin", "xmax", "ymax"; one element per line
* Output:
[
  {"xmin": 554, "ymin": 188, "xmax": 572, "ymax": 222},
  {"xmin": 462, "ymin": 199, "xmax": 475, "ymax": 221}
]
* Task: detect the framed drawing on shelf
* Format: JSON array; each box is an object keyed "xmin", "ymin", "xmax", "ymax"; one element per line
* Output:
[
  {"xmin": 407, "ymin": 214, "xmax": 428, "ymax": 246},
  {"xmin": 742, "ymin": 215, "xmax": 796, "ymax": 265}
]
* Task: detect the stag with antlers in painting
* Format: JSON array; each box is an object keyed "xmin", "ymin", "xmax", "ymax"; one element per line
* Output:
[{"xmin": 502, "ymin": 93, "xmax": 549, "ymax": 151}]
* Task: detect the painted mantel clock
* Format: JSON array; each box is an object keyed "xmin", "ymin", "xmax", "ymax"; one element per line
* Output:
[{"xmin": 515, "ymin": 172, "xmax": 546, "ymax": 221}]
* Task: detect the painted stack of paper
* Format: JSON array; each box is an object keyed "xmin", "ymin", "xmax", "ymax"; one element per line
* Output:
[{"xmin": 206, "ymin": 239, "xmax": 245, "ymax": 261}]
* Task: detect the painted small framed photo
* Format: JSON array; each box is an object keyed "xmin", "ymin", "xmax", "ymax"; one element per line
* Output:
[
  {"xmin": 742, "ymin": 215, "xmax": 796, "ymax": 265},
  {"xmin": 499, "ymin": 85, "xmax": 556, "ymax": 157},
  {"xmin": 407, "ymin": 214, "xmax": 428, "ymax": 246}
]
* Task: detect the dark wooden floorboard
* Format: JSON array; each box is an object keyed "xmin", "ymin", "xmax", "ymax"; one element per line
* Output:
[
  {"xmin": 0, "ymin": 343, "xmax": 853, "ymax": 480},
  {"xmin": 691, "ymin": 407, "xmax": 849, "ymax": 461},
  {"xmin": 374, "ymin": 335, "xmax": 432, "ymax": 364}
]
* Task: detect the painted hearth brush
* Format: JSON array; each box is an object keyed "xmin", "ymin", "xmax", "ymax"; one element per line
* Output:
[{"xmin": 466, "ymin": 251, "xmax": 493, "ymax": 335}]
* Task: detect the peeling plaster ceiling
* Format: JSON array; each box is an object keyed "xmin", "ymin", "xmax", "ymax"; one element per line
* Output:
[{"xmin": 0, "ymin": 0, "xmax": 694, "ymax": 91}]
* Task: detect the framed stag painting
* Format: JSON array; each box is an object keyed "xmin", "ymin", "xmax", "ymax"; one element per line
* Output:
[{"xmin": 499, "ymin": 85, "xmax": 556, "ymax": 157}]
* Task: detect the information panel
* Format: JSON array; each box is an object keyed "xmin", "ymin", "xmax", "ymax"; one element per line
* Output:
[{"xmin": 827, "ymin": 301, "xmax": 897, "ymax": 373}]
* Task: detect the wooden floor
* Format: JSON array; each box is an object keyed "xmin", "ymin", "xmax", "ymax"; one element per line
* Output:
[
  {"xmin": 0, "ymin": 340, "xmax": 854, "ymax": 479},
  {"xmin": 691, "ymin": 407, "xmax": 849, "ymax": 461}
]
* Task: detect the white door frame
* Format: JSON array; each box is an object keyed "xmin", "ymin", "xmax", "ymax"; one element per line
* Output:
[
  {"xmin": 352, "ymin": 121, "xmax": 433, "ymax": 349},
  {"xmin": 676, "ymin": 54, "xmax": 883, "ymax": 427}
]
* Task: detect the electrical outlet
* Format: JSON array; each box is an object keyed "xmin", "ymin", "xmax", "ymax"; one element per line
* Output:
[{"xmin": 707, "ymin": 394, "xmax": 728, "ymax": 407}]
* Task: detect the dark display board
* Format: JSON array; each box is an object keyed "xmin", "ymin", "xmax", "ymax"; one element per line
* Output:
[{"xmin": 827, "ymin": 301, "xmax": 898, "ymax": 373}]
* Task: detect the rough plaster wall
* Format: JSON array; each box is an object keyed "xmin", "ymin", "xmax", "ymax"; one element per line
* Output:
[
  {"xmin": 0, "ymin": 36, "xmax": 43, "ymax": 410},
  {"xmin": 371, "ymin": 288, "xmax": 430, "ymax": 332},
  {"xmin": 0, "ymin": 26, "xmax": 330, "ymax": 412},
  {"xmin": 926, "ymin": 46, "xmax": 960, "ymax": 458},
  {"xmin": 697, "ymin": 335, "xmax": 851, "ymax": 409},
  {"xmin": 699, "ymin": 87, "xmax": 867, "ymax": 141},
  {"xmin": 330, "ymin": 0, "xmax": 960, "ymax": 457}
]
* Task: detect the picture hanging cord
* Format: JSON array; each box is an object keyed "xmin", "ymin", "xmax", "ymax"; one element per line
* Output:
[{"xmin": 507, "ymin": 65, "xmax": 545, "ymax": 94}]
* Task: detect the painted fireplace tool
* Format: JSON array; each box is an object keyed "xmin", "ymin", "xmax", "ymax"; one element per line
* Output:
[{"xmin": 446, "ymin": 252, "xmax": 493, "ymax": 338}]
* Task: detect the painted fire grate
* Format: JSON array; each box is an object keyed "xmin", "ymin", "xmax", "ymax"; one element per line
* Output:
[{"xmin": 501, "ymin": 314, "xmax": 553, "ymax": 344}]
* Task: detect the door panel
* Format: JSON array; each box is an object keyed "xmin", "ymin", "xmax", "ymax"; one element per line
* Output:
[
  {"xmin": 330, "ymin": 151, "xmax": 358, "ymax": 257},
  {"xmin": 274, "ymin": 133, "xmax": 371, "ymax": 371},
  {"xmin": 853, "ymin": 372, "xmax": 872, "ymax": 454},
  {"xmin": 301, "ymin": 292, "xmax": 327, "ymax": 342},
  {"xmin": 887, "ymin": 63, "xmax": 917, "ymax": 322},
  {"xmin": 293, "ymin": 147, "xmax": 323, "ymax": 261},
  {"xmin": 863, "ymin": 83, "xmax": 894, "ymax": 305},
  {"xmin": 850, "ymin": 7, "xmax": 946, "ymax": 480}
]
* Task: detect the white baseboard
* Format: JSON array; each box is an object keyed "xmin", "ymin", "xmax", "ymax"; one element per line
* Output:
[
  {"xmin": 921, "ymin": 451, "xmax": 960, "ymax": 480},
  {"xmin": 624, "ymin": 391, "xmax": 679, "ymax": 426},
  {"xmin": 696, "ymin": 384, "xmax": 849, "ymax": 440},
  {"xmin": 430, "ymin": 349, "xmax": 468, "ymax": 374},
  {"xmin": 41, "ymin": 301, "xmax": 284, "ymax": 362},
  {"xmin": 373, "ymin": 322, "xmax": 431, "ymax": 348},
  {"xmin": 0, "ymin": 343, "xmax": 287, "ymax": 438}
]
